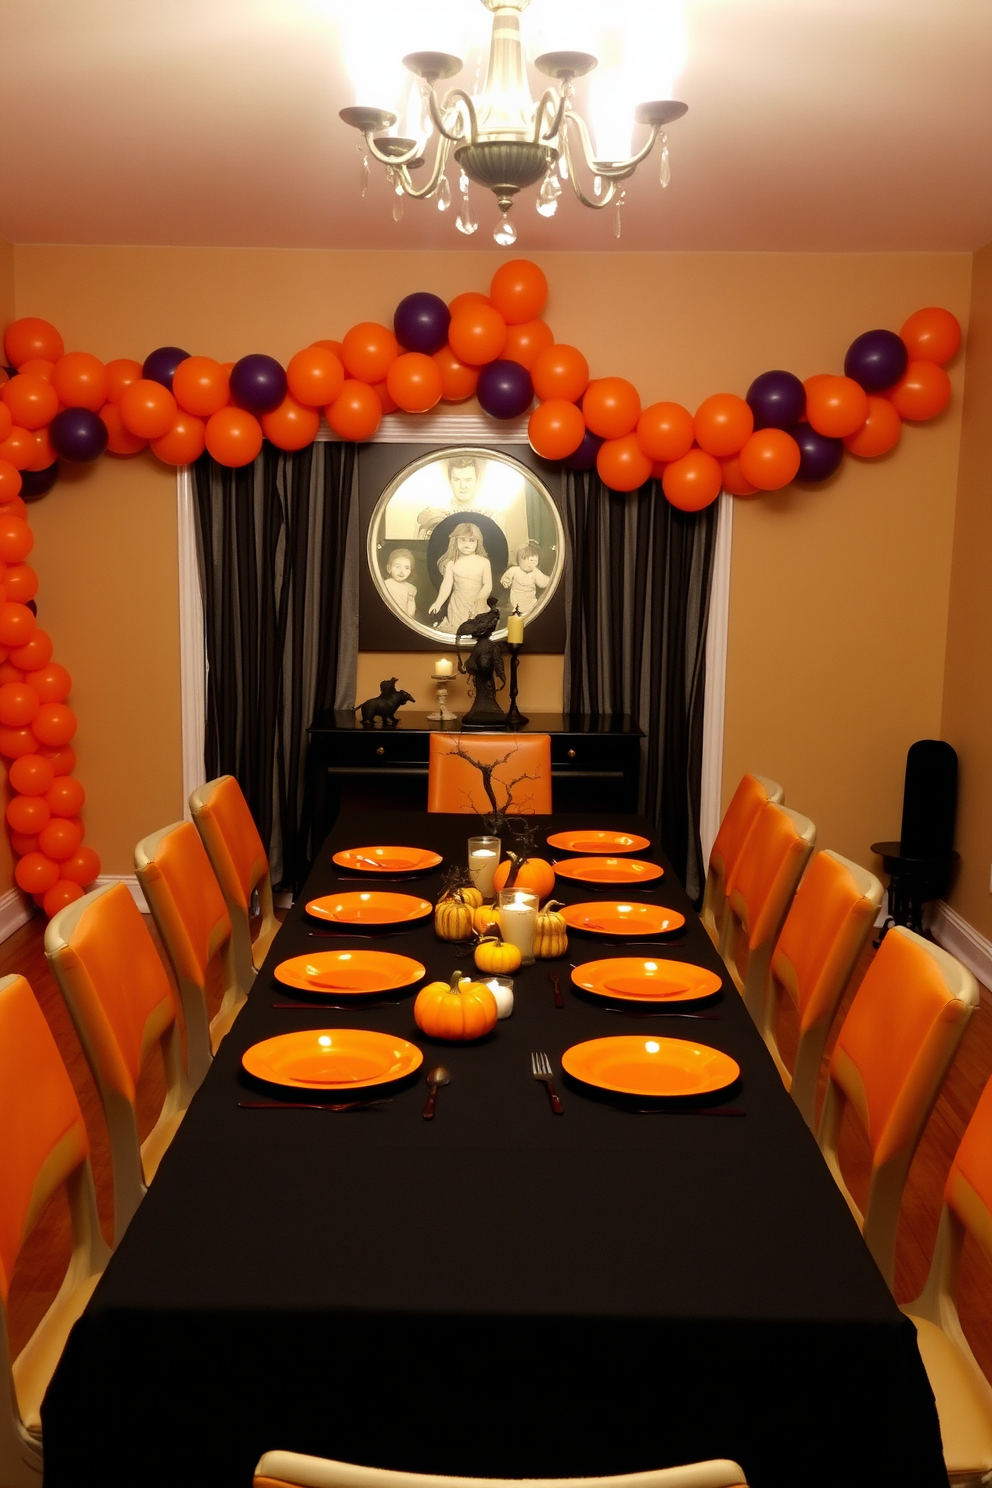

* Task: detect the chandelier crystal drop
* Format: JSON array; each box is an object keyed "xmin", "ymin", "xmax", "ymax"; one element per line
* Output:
[{"xmin": 339, "ymin": 0, "xmax": 687, "ymax": 245}]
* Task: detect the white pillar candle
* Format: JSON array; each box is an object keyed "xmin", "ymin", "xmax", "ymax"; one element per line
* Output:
[
  {"xmin": 434, "ymin": 657, "xmax": 454, "ymax": 677},
  {"xmin": 484, "ymin": 977, "xmax": 514, "ymax": 1018},
  {"xmin": 468, "ymin": 836, "xmax": 501, "ymax": 896},
  {"xmin": 498, "ymin": 888, "xmax": 538, "ymax": 965}
]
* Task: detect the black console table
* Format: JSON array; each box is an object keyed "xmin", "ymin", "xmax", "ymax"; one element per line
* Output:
[{"xmin": 306, "ymin": 711, "xmax": 644, "ymax": 852}]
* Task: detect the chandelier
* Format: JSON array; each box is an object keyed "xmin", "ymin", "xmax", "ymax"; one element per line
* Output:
[{"xmin": 339, "ymin": 0, "xmax": 687, "ymax": 246}]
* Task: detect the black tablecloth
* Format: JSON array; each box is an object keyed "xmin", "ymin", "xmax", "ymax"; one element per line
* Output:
[{"xmin": 42, "ymin": 812, "xmax": 945, "ymax": 1488}]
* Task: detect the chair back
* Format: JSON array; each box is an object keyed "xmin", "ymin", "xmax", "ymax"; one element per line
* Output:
[
  {"xmin": 723, "ymin": 802, "xmax": 816, "ymax": 1020},
  {"xmin": 427, "ymin": 733, "xmax": 552, "ymax": 814},
  {"xmin": 817, "ymin": 925, "xmax": 977, "ymax": 1288},
  {"xmin": 765, "ymin": 849, "xmax": 882, "ymax": 1127},
  {"xmin": 190, "ymin": 775, "xmax": 279, "ymax": 985},
  {"xmin": 135, "ymin": 821, "xmax": 244, "ymax": 1089},
  {"xmin": 701, "ymin": 773, "xmax": 783, "ymax": 949},
  {"xmin": 253, "ymin": 1454, "xmax": 749, "ymax": 1488},
  {"xmin": 0, "ymin": 975, "xmax": 110, "ymax": 1482},
  {"xmin": 45, "ymin": 883, "xmax": 191, "ymax": 1245}
]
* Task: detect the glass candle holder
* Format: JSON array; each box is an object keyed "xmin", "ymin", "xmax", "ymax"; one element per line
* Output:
[
  {"xmin": 498, "ymin": 888, "xmax": 538, "ymax": 965},
  {"xmin": 468, "ymin": 836, "xmax": 500, "ymax": 897},
  {"xmin": 481, "ymin": 976, "xmax": 514, "ymax": 1019}
]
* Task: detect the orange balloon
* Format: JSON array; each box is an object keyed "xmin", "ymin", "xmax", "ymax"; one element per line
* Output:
[
  {"xmin": 597, "ymin": 434, "xmax": 653, "ymax": 492},
  {"xmin": 40, "ymin": 743, "xmax": 75, "ymax": 776},
  {"xmin": 0, "ymin": 727, "xmax": 37, "ymax": 758},
  {"xmin": 45, "ymin": 774, "xmax": 85, "ymax": 816},
  {"xmin": 738, "ymin": 429, "xmax": 801, "ymax": 491},
  {"xmin": 844, "ymin": 395, "xmax": 902, "ymax": 457},
  {"xmin": 888, "ymin": 361, "xmax": 952, "ymax": 422},
  {"xmin": 0, "ymin": 516, "xmax": 33, "ymax": 563},
  {"xmin": 38, "ymin": 815, "xmax": 83, "ymax": 861},
  {"xmin": 0, "ymin": 662, "xmax": 22, "ymax": 685},
  {"xmin": 9, "ymin": 831, "xmax": 38, "ymax": 856},
  {"xmin": 341, "ymin": 323, "xmax": 399, "ymax": 383},
  {"xmin": 637, "ymin": 402, "xmax": 695, "ymax": 463},
  {"xmin": 694, "ymin": 393, "xmax": 753, "ymax": 458},
  {"xmin": 19, "ymin": 359, "xmax": 55, "ymax": 382},
  {"xmin": 662, "ymin": 449, "xmax": 723, "ymax": 512},
  {"xmin": 172, "ymin": 356, "xmax": 231, "ymax": 418},
  {"xmin": 3, "ymin": 563, "xmax": 38, "ymax": 605},
  {"xmin": 287, "ymin": 346, "xmax": 345, "ymax": 408},
  {"xmin": 900, "ymin": 307, "xmax": 961, "ymax": 366},
  {"xmin": 385, "ymin": 352, "xmax": 443, "ymax": 414},
  {"xmin": 490, "ymin": 261, "xmax": 549, "ymax": 324},
  {"xmin": 43, "ymin": 880, "xmax": 84, "ymax": 918},
  {"xmin": 502, "ymin": 320, "xmax": 554, "ymax": 370},
  {"xmin": 447, "ymin": 292, "xmax": 492, "ymax": 317},
  {"xmin": 10, "ymin": 629, "xmax": 53, "ymax": 671},
  {"xmin": 719, "ymin": 454, "xmax": 758, "ymax": 496},
  {"xmin": 4, "ymin": 318, "xmax": 64, "ymax": 368},
  {"xmin": 0, "ymin": 405, "xmax": 11, "ymax": 443},
  {"xmin": 104, "ymin": 358, "xmax": 144, "ymax": 404},
  {"xmin": 326, "ymin": 381, "xmax": 382, "ymax": 441},
  {"xmin": 119, "ymin": 379, "xmax": 177, "ymax": 440},
  {"xmin": 261, "ymin": 395, "xmax": 321, "ymax": 451},
  {"xmin": 29, "ymin": 662, "xmax": 71, "ymax": 703},
  {"xmin": 0, "ymin": 428, "xmax": 36, "ymax": 470},
  {"xmin": 0, "ymin": 461, "xmax": 22, "ymax": 503},
  {"xmin": 151, "ymin": 412, "xmax": 207, "ymax": 466},
  {"xmin": 0, "ymin": 495, "xmax": 25, "ymax": 521},
  {"xmin": 26, "ymin": 426, "xmax": 57, "ymax": 472},
  {"xmin": 372, "ymin": 381, "xmax": 398, "ymax": 415},
  {"xmin": 204, "ymin": 407, "xmax": 263, "ymax": 467},
  {"xmin": 531, "ymin": 344, "xmax": 589, "ymax": 404},
  {"xmin": 0, "ymin": 681, "xmax": 39, "ymax": 727},
  {"xmin": 99, "ymin": 402, "xmax": 147, "ymax": 456},
  {"xmin": 8, "ymin": 752, "xmax": 54, "ymax": 796},
  {"xmin": 7, "ymin": 793, "xmax": 50, "ymax": 835},
  {"xmin": 2, "ymin": 374, "xmax": 59, "ymax": 431},
  {"xmin": 448, "ymin": 306, "xmax": 508, "ymax": 367},
  {"xmin": 528, "ymin": 400, "xmax": 585, "ymax": 461},
  {"xmin": 433, "ymin": 346, "xmax": 479, "ymax": 402},
  {"xmin": 59, "ymin": 844, "xmax": 100, "ymax": 886},
  {"xmin": 582, "ymin": 377, "xmax": 641, "ymax": 440},
  {"xmin": 53, "ymin": 352, "xmax": 108, "ymax": 412},
  {"xmin": 803, "ymin": 374, "xmax": 869, "ymax": 438},
  {"xmin": 0, "ymin": 603, "xmax": 35, "ymax": 648},
  {"xmin": 14, "ymin": 849, "xmax": 59, "ymax": 895},
  {"xmin": 32, "ymin": 703, "xmax": 76, "ymax": 747}
]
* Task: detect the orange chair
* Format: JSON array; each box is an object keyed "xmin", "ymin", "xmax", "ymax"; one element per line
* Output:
[
  {"xmin": 253, "ymin": 1455, "xmax": 749, "ymax": 1488},
  {"xmin": 700, "ymin": 773, "xmax": 784, "ymax": 950},
  {"xmin": 427, "ymin": 732, "xmax": 552, "ymax": 814},
  {"xmin": 721, "ymin": 801, "xmax": 816, "ymax": 1021},
  {"xmin": 189, "ymin": 775, "xmax": 280, "ymax": 990},
  {"xmin": 901, "ymin": 1074, "xmax": 992, "ymax": 1483},
  {"xmin": 816, "ymin": 925, "xmax": 977, "ymax": 1290},
  {"xmin": 0, "ymin": 974, "xmax": 111, "ymax": 1486},
  {"xmin": 762, "ymin": 849, "xmax": 883, "ymax": 1128},
  {"xmin": 135, "ymin": 820, "xmax": 245, "ymax": 1090},
  {"xmin": 45, "ymin": 883, "xmax": 192, "ymax": 1246}
]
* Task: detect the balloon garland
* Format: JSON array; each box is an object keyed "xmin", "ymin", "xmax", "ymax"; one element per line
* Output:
[{"xmin": 0, "ymin": 261, "xmax": 960, "ymax": 916}]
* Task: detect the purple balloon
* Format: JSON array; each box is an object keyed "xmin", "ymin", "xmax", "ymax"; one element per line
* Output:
[
  {"xmin": 20, "ymin": 463, "xmax": 59, "ymax": 500},
  {"xmin": 230, "ymin": 354, "xmax": 287, "ymax": 414},
  {"xmin": 49, "ymin": 408, "xmax": 108, "ymax": 464},
  {"xmin": 844, "ymin": 329, "xmax": 908, "ymax": 393},
  {"xmin": 790, "ymin": 423, "xmax": 844, "ymax": 483},
  {"xmin": 394, "ymin": 292, "xmax": 450, "ymax": 355},
  {"xmin": 564, "ymin": 428, "xmax": 602, "ymax": 472},
  {"xmin": 746, "ymin": 370, "xmax": 806, "ymax": 430},
  {"xmin": 477, "ymin": 360, "xmax": 533, "ymax": 421},
  {"xmin": 142, "ymin": 345, "xmax": 190, "ymax": 390}
]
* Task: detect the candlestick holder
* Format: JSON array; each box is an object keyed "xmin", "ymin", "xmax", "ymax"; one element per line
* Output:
[
  {"xmin": 505, "ymin": 644, "xmax": 529, "ymax": 728},
  {"xmin": 427, "ymin": 673, "xmax": 458, "ymax": 722}
]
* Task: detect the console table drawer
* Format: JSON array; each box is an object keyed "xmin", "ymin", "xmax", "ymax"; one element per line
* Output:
[{"xmin": 323, "ymin": 733, "xmax": 428, "ymax": 766}]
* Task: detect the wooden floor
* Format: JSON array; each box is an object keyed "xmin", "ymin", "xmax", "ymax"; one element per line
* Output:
[{"xmin": 6, "ymin": 909, "xmax": 992, "ymax": 1383}]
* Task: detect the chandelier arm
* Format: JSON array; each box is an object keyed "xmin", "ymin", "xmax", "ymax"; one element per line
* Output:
[
  {"xmin": 426, "ymin": 86, "xmax": 470, "ymax": 143},
  {"xmin": 533, "ymin": 87, "xmax": 564, "ymax": 144},
  {"xmin": 593, "ymin": 124, "xmax": 661, "ymax": 179},
  {"xmin": 394, "ymin": 137, "xmax": 453, "ymax": 200},
  {"xmin": 561, "ymin": 122, "xmax": 618, "ymax": 211},
  {"xmin": 364, "ymin": 134, "xmax": 424, "ymax": 169},
  {"xmin": 437, "ymin": 87, "xmax": 479, "ymax": 143}
]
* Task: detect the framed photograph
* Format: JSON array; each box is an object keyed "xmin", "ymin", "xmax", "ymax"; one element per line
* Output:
[{"xmin": 358, "ymin": 444, "xmax": 566, "ymax": 652}]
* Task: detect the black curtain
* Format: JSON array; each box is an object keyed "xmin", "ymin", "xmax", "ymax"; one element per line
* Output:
[
  {"xmin": 561, "ymin": 473, "xmax": 718, "ymax": 902},
  {"xmin": 192, "ymin": 441, "xmax": 356, "ymax": 891}
]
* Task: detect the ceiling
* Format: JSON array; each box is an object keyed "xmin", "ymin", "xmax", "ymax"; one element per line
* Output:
[{"xmin": 1, "ymin": 0, "xmax": 989, "ymax": 253}]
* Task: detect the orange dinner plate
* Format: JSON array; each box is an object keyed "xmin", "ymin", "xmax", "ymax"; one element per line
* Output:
[
  {"xmin": 547, "ymin": 830, "xmax": 650, "ymax": 855},
  {"xmin": 305, "ymin": 891, "xmax": 432, "ymax": 926},
  {"xmin": 242, "ymin": 1029, "xmax": 423, "ymax": 1091},
  {"xmin": 561, "ymin": 1035, "xmax": 740, "ymax": 1098},
  {"xmin": 554, "ymin": 856, "xmax": 663, "ymax": 886},
  {"xmin": 274, "ymin": 950, "xmax": 426, "ymax": 996},
  {"xmin": 571, "ymin": 958, "xmax": 722, "ymax": 1004},
  {"xmin": 561, "ymin": 902, "xmax": 685, "ymax": 937},
  {"xmin": 333, "ymin": 845, "xmax": 443, "ymax": 874}
]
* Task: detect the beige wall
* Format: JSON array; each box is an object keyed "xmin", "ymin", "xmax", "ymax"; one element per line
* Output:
[
  {"xmin": 941, "ymin": 242, "xmax": 992, "ymax": 937},
  {"xmin": 7, "ymin": 245, "xmax": 972, "ymax": 884}
]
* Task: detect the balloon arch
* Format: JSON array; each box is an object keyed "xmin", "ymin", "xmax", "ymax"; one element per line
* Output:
[{"xmin": 0, "ymin": 258, "xmax": 961, "ymax": 917}]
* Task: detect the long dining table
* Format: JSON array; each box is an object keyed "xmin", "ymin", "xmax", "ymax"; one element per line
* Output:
[{"xmin": 42, "ymin": 810, "xmax": 945, "ymax": 1488}]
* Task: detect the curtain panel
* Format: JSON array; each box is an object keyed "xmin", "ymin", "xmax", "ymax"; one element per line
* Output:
[
  {"xmin": 192, "ymin": 442, "xmax": 357, "ymax": 891},
  {"xmin": 561, "ymin": 473, "xmax": 717, "ymax": 901}
]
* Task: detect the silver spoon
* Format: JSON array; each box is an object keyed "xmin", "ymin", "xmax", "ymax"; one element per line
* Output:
[{"xmin": 422, "ymin": 1065, "xmax": 450, "ymax": 1121}]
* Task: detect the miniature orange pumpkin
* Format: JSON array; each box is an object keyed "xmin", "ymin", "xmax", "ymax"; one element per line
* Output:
[
  {"xmin": 493, "ymin": 854, "xmax": 556, "ymax": 901},
  {"xmin": 474, "ymin": 934, "xmax": 523, "ymax": 975},
  {"xmin": 472, "ymin": 903, "xmax": 501, "ymax": 935},
  {"xmin": 414, "ymin": 970, "xmax": 498, "ymax": 1041}
]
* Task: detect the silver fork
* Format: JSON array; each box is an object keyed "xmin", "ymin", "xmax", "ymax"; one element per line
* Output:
[{"xmin": 531, "ymin": 1051, "xmax": 564, "ymax": 1115}]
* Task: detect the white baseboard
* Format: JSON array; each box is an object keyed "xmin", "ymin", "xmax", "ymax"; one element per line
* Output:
[
  {"xmin": 0, "ymin": 885, "xmax": 35, "ymax": 942},
  {"xmin": 929, "ymin": 900, "xmax": 992, "ymax": 992},
  {"xmin": 94, "ymin": 874, "xmax": 149, "ymax": 915}
]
